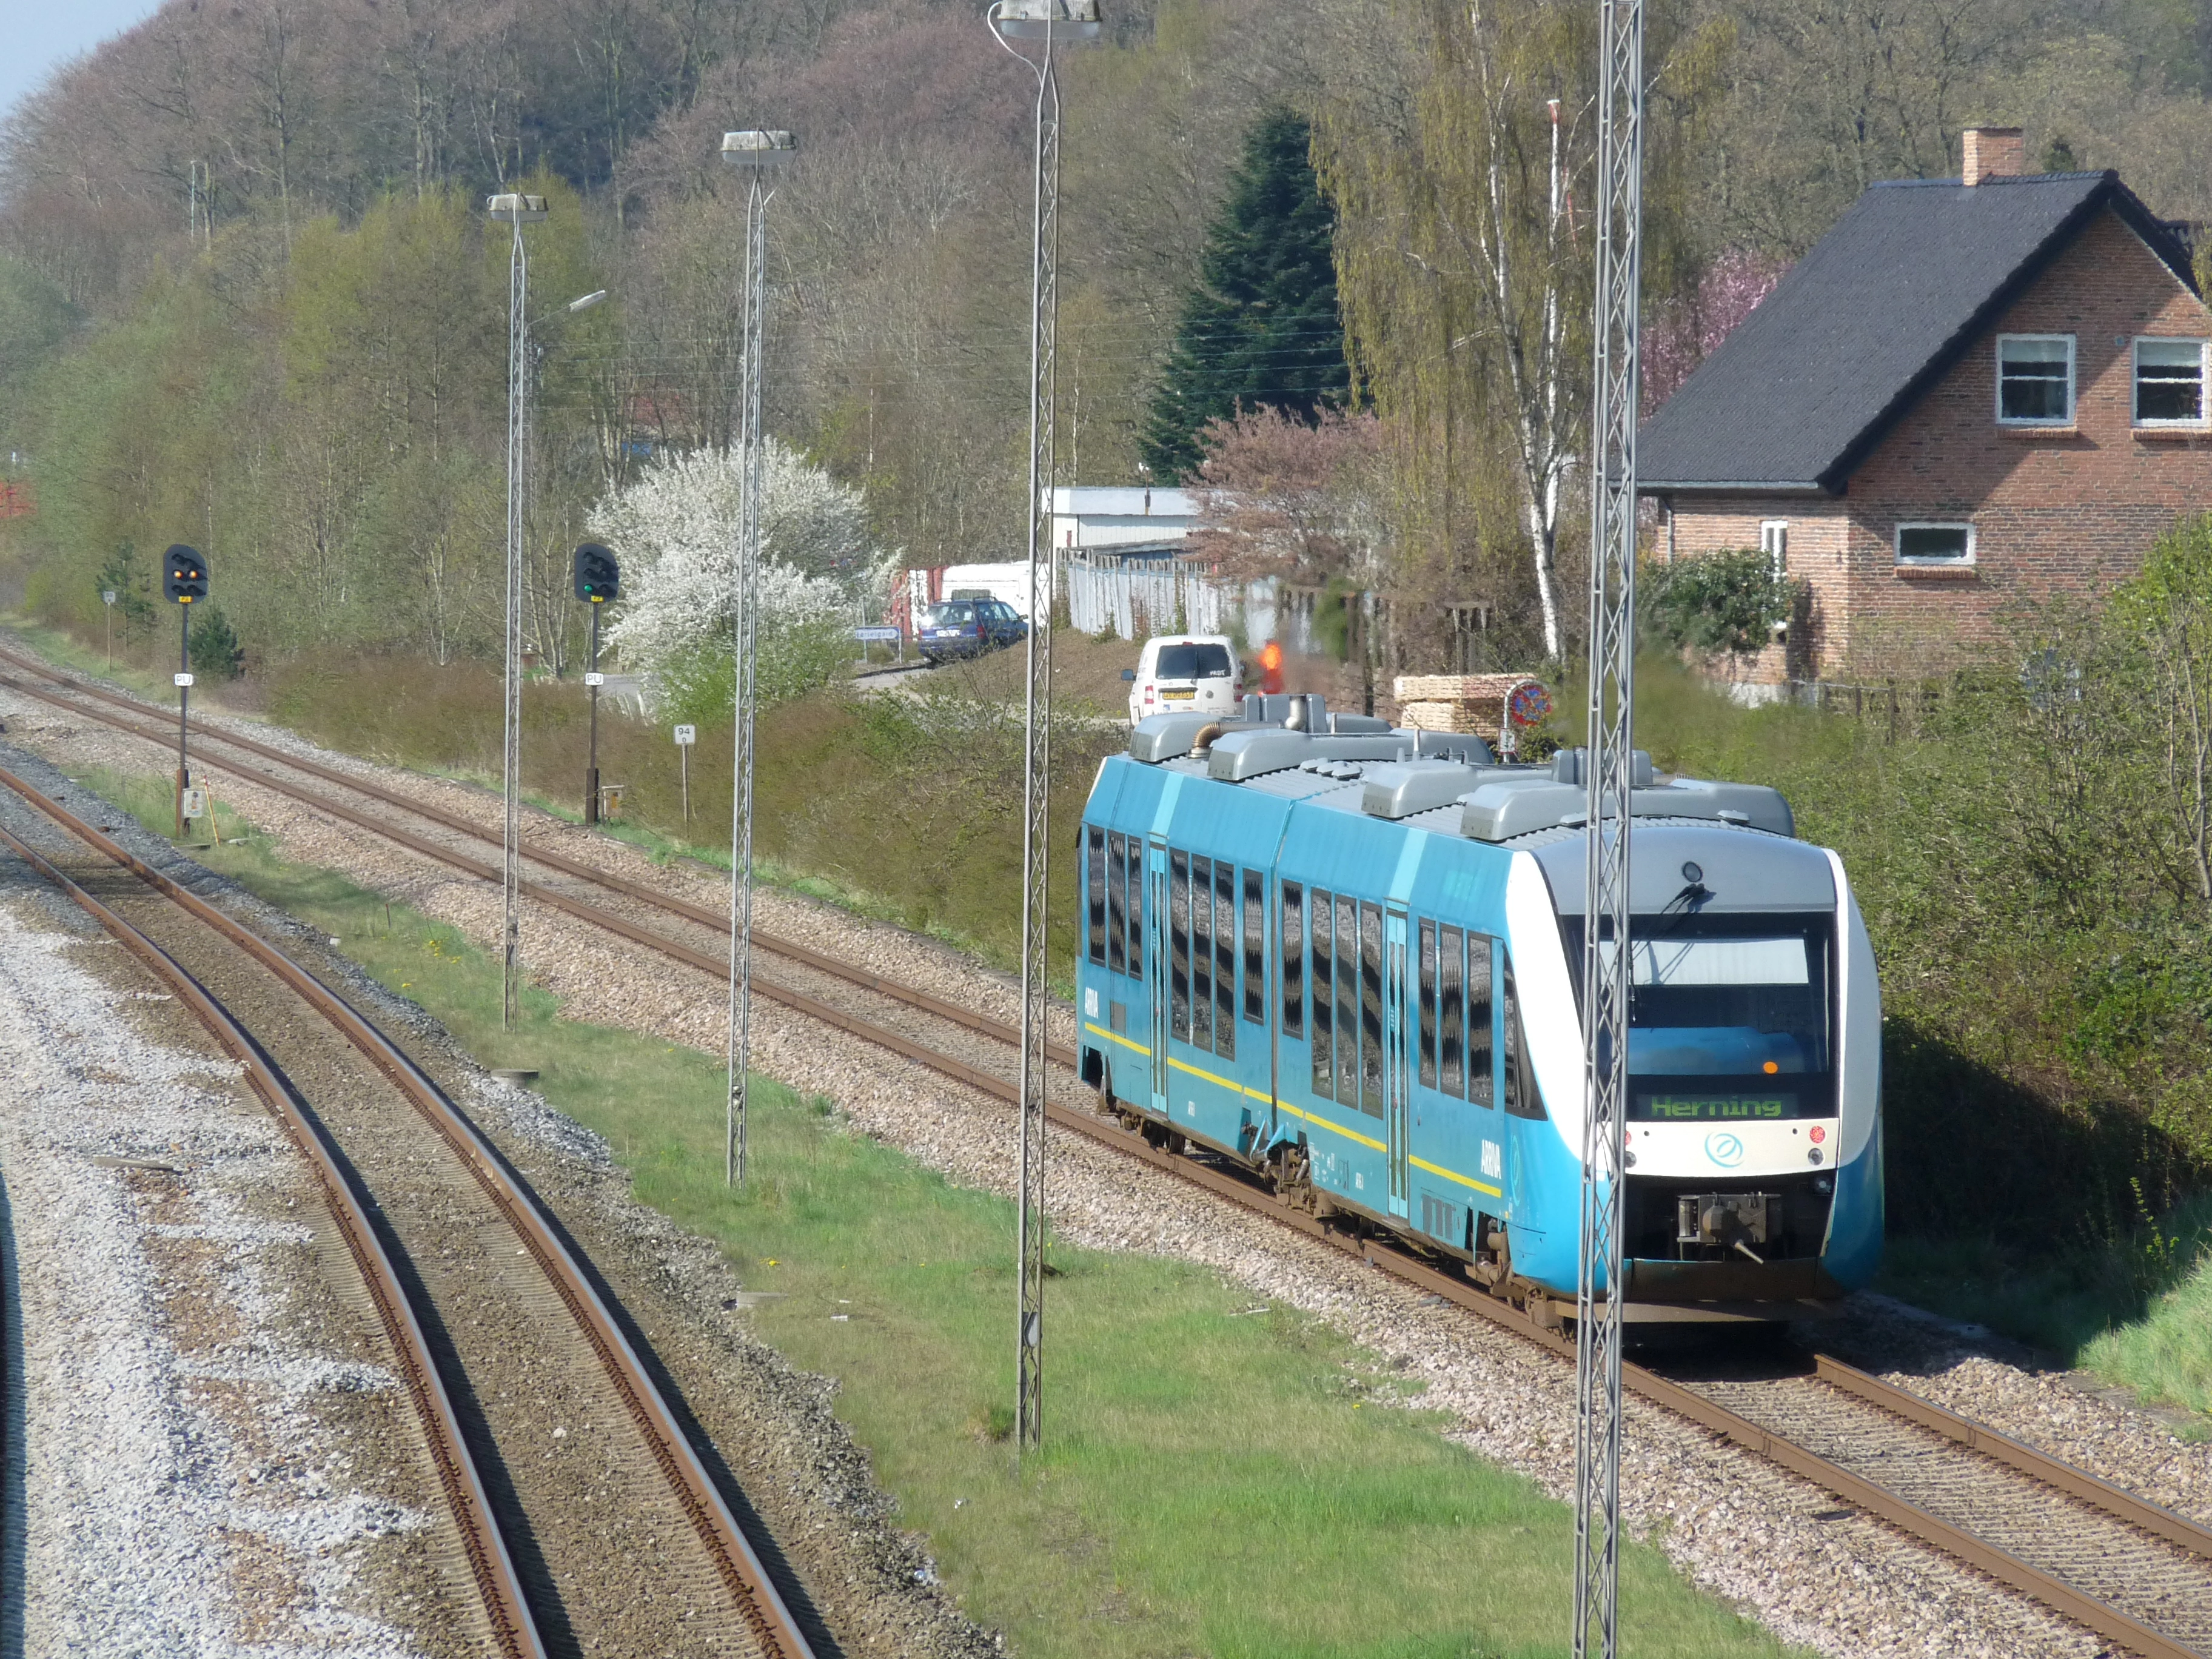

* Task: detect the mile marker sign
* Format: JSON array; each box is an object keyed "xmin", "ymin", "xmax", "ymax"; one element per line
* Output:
[{"xmin": 674, "ymin": 724, "xmax": 697, "ymax": 746}]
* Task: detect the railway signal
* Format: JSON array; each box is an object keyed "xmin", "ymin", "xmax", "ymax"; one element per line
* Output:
[
  {"xmin": 163, "ymin": 544, "xmax": 207, "ymax": 838},
  {"xmin": 574, "ymin": 542, "xmax": 621, "ymax": 825}
]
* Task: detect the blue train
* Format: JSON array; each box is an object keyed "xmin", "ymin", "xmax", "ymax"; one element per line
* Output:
[{"xmin": 1074, "ymin": 694, "xmax": 1882, "ymax": 1323}]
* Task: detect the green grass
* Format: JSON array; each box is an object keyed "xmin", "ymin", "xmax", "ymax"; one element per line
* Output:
[{"xmin": 76, "ymin": 763, "xmax": 1800, "ymax": 1659}]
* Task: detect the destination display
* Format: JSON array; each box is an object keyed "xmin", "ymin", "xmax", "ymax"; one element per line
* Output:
[{"xmin": 1636, "ymin": 1093, "xmax": 1798, "ymax": 1121}]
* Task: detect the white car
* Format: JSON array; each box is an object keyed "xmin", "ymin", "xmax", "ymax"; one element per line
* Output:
[{"xmin": 1124, "ymin": 635, "xmax": 1243, "ymax": 724}]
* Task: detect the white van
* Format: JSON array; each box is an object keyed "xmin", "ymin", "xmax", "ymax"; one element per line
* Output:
[{"xmin": 1124, "ymin": 635, "xmax": 1243, "ymax": 724}]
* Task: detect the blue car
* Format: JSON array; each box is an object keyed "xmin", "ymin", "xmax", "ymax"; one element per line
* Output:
[{"xmin": 919, "ymin": 598, "xmax": 1027, "ymax": 663}]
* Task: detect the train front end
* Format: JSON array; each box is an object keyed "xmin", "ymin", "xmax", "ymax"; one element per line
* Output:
[{"xmin": 1506, "ymin": 819, "xmax": 1883, "ymax": 1315}]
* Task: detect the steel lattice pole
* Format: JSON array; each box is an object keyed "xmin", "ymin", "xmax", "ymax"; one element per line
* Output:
[
  {"xmin": 728, "ymin": 175, "xmax": 768, "ymax": 1188},
  {"xmin": 502, "ymin": 213, "xmax": 528, "ymax": 1032},
  {"xmin": 1575, "ymin": 0, "xmax": 1644, "ymax": 1652},
  {"xmin": 1013, "ymin": 27, "xmax": 1062, "ymax": 1460}
]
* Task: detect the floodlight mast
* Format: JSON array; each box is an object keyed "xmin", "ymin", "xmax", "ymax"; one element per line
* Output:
[
  {"xmin": 1576, "ymin": 0, "xmax": 1644, "ymax": 1652},
  {"xmin": 487, "ymin": 193, "xmax": 547, "ymax": 1030},
  {"xmin": 720, "ymin": 129, "xmax": 796, "ymax": 1188},
  {"xmin": 987, "ymin": 0, "xmax": 1098, "ymax": 1463}
]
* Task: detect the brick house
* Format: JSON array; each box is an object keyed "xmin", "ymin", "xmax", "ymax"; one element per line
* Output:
[{"xmin": 1640, "ymin": 128, "xmax": 2212, "ymax": 683}]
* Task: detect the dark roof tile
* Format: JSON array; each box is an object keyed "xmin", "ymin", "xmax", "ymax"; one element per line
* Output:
[{"xmin": 1638, "ymin": 171, "xmax": 2194, "ymax": 492}]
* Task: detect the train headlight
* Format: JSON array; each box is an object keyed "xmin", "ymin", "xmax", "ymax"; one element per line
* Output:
[
  {"xmin": 1807, "ymin": 1147, "xmax": 1824, "ymax": 1165},
  {"xmin": 1812, "ymin": 1175, "xmax": 1834, "ymax": 1196}
]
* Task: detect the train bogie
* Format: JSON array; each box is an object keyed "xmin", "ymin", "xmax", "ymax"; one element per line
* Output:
[{"xmin": 1075, "ymin": 697, "xmax": 1883, "ymax": 1321}]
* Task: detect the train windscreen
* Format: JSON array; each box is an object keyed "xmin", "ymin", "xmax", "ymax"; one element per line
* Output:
[{"xmin": 1562, "ymin": 911, "xmax": 1835, "ymax": 1121}]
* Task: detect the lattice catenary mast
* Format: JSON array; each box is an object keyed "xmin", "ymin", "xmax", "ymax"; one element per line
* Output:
[
  {"xmin": 988, "ymin": 0, "xmax": 1098, "ymax": 1457},
  {"xmin": 720, "ymin": 129, "xmax": 798, "ymax": 1188},
  {"xmin": 487, "ymin": 192, "xmax": 547, "ymax": 1031},
  {"xmin": 1575, "ymin": 0, "xmax": 1644, "ymax": 1651}
]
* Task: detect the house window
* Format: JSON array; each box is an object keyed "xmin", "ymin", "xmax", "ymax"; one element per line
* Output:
[
  {"xmin": 1759, "ymin": 520, "xmax": 1788, "ymax": 578},
  {"xmin": 1895, "ymin": 523, "xmax": 1975, "ymax": 565},
  {"xmin": 1996, "ymin": 335, "xmax": 2074, "ymax": 424},
  {"xmin": 2134, "ymin": 338, "xmax": 2209, "ymax": 425}
]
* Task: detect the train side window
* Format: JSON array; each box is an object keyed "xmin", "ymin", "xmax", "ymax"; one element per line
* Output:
[
  {"xmin": 1359, "ymin": 902, "xmax": 1384, "ymax": 1116},
  {"xmin": 1501, "ymin": 950, "xmax": 1545, "ymax": 1119},
  {"xmin": 1191, "ymin": 856, "xmax": 1215, "ymax": 1052},
  {"xmin": 1213, "ymin": 860, "xmax": 1237, "ymax": 1059},
  {"xmin": 1087, "ymin": 826, "xmax": 1107, "ymax": 967},
  {"xmin": 1242, "ymin": 869, "xmax": 1265, "ymax": 1025},
  {"xmin": 1170, "ymin": 850, "xmax": 1191, "ymax": 1042},
  {"xmin": 1417, "ymin": 920, "xmax": 1438, "ymax": 1090},
  {"xmin": 1309, "ymin": 886, "xmax": 1333, "ymax": 1099},
  {"xmin": 1335, "ymin": 894, "xmax": 1361, "ymax": 1108},
  {"xmin": 1106, "ymin": 832, "xmax": 1127, "ymax": 977},
  {"xmin": 1467, "ymin": 935, "xmax": 1496, "ymax": 1107},
  {"xmin": 1439, "ymin": 924, "xmax": 1466, "ymax": 1096},
  {"xmin": 1282, "ymin": 882, "xmax": 1305, "ymax": 1040},
  {"xmin": 1125, "ymin": 837, "xmax": 1144, "ymax": 974}
]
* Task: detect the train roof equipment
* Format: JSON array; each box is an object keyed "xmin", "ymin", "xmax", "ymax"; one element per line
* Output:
[{"xmin": 1127, "ymin": 693, "xmax": 1794, "ymax": 846}]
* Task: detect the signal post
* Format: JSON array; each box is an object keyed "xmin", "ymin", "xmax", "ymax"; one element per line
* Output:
[
  {"xmin": 574, "ymin": 542, "xmax": 621, "ymax": 823},
  {"xmin": 163, "ymin": 545, "xmax": 207, "ymax": 838}
]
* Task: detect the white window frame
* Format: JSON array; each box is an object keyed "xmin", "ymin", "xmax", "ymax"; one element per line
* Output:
[
  {"xmin": 1758, "ymin": 520, "xmax": 1788, "ymax": 579},
  {"xmin": 2131, "ymin": 337, "xmax": 2211, "ymax": 428},
  {"xmin": 1995, "ymin": 333, "xmax": 2076, "ymax": 426},
  {"xmin": 1894, "ymin": 522, "xmax": 1976, "ymax": 566}
]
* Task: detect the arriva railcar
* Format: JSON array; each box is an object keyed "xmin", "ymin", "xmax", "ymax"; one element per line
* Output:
[{"xmin": 1074, "ymin": 694, "xmax": 1882, "ymax": 1322}]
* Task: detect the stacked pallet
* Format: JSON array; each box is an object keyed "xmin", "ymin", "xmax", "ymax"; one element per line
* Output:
[{"xmin": 1392, "ymin": 673, "xmax": 1547, "ymax": 741}]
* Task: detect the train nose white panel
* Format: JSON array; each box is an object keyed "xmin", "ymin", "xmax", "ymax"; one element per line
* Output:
[{"xmin": 1624, "ymin": 1119, "xmax": 1838, "ymax": 1178}]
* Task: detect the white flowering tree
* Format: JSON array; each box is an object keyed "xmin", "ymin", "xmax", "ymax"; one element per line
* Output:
[{"xmin": 591, "ymin": 441, "xmax": 890, "ymax": 720}]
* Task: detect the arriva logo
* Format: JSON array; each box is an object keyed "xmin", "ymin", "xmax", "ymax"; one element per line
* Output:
[{"xmin": 1704, "ymin": 1131, "xmax": 1746, "ymax": 1168}]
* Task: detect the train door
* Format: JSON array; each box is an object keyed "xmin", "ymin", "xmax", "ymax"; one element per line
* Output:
[
  {"xmin": 1385, "ymin": 903, "xmax": 1411, "ymax": 1218},
  {"xmin": 1147, "ymin": 835, "xmax": 1170, "ymax": 1116}
]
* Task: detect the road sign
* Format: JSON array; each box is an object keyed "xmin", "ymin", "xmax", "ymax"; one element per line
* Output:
[
  {"xmin": 174, "ymin": 672, "xmax": 195, "ymax": 688},
  {"xmin": 673, "ymin": 724, "xmax": 697, "ymax": 746},
  {"xmin": 854, "ymin": 625, "xmax": 902, "ymax": 644},
  {"xmin": 584, "ymin": 671, "xmax": 606, "ymax": 687}
]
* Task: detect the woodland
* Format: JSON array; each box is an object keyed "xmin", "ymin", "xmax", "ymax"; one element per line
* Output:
[{"xmin": 7, "ymin": 0, "xmax": 2212, "ymax": 673}]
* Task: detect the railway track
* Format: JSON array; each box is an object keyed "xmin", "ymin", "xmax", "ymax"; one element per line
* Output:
[
  {"xmin": 0, "ymin": 759, "xmax": 818, "ymax": 1659},
  {"xmin": 4, "ymin": 645, "xmax": 2211, "ymax": 1657}
]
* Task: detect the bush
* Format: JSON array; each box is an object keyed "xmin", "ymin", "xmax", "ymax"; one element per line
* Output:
[
  {"xmin": 1641, "ymin": 548, "xmax": 1797, "ymax": 662},
  {"xmin": 188, "ymin": 608, "xmax": 244, "ymax": 680}
]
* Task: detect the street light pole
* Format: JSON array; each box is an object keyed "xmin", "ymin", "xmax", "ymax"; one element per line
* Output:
[
  {"xmin": 719, "ymin": 129, "xmax": 797, "ymax": 1189},
  {"xmin": 488, "ymin": 192, "xmax": 548, "ymax": 1031},
  {"xmin": 988, "ymin": 0, "xmax": 1099, "ymax": 1463}
]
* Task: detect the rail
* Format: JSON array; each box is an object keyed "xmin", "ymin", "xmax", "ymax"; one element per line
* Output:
[
  {"xmin": 5, "ymin": 646, "xmax": 2208, "ymax": 1657},
  {"xmin": 0, "ymin": 762, "xmax": 819, "ymax": 1659},
  {"xmin": 0, "ymin": 807, "xmax": 545, "ymax": 1659}
]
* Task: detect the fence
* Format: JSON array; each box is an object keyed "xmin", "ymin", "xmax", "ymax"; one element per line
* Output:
[{"xmin": 1064, "ymin": 552, "xmax": 1278, "ymax": 643}]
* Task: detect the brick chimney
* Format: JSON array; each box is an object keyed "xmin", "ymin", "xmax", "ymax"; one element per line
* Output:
[{"xmin": 1962, "ymin": 127, "xmax": 2026, "ymax": 187}]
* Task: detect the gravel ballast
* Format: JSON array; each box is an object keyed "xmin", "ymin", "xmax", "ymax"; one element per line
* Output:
[
  {"xmin": 0, "ymin": 875, "xmax": 477, "ymax": 1657},
  {"xmin": 5, "ymin": 669, "xmax": 2210, "ymax": 1657}
]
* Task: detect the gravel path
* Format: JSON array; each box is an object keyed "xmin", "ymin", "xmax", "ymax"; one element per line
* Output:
[
  {"xmin": 0, "ymin": 870, "xmax": 480, "ymax": 1657},
  {"xmin": 6, "ymin": 669, "xmax": 2210, "ymax": 1657}
]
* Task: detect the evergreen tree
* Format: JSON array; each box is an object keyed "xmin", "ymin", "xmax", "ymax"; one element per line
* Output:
[{"xmin": 1139, "ymin": 108, "xmax": 1349, "ymax": 482}]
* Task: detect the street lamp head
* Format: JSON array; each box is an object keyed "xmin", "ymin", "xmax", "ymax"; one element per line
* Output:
[
  {"xmin": 720, "ymin": 130, "xmax": 798, "ymax": 169},
  {"xmin": 486, "ymin": 192, "xmax": 548, "ymax": 223},
  {"xmin": 567, "ymin": 289, "xmax": 609, "ymax": 313},
  {"xmin": 988, "ymin": 0, "xmax": 1101, "ymax": 41}
]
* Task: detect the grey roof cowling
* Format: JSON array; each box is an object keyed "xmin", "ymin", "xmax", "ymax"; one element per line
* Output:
[{"xmin": 1638, "ymin": 171, "xmax": 2197, "ymax": 495}]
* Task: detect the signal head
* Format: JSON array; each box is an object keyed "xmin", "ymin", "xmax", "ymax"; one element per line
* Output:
[
  {"xmin": 573, "ymin": 541, "xmax": 620, "ymax": 605},
  {"xmin": 163, "ymin": 544, "xmax": 209, "ymax": 605}
]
